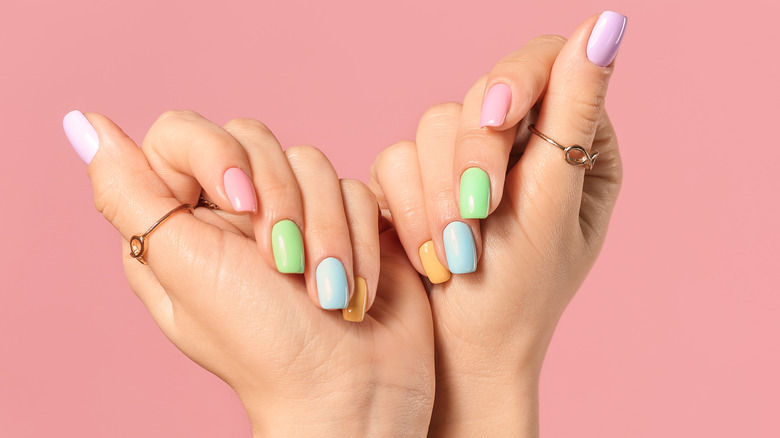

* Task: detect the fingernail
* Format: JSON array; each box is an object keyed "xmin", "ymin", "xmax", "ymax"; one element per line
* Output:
[
  {"xmin": 343, "ymin": 277, "xmax": 367, "ymax": 322},
  {"xmin": 586, "ymin": 11, "xmax": 627, "ymax": 67},
  {"xmin": 63, "ymin": 110, "xmax": 99, "ymax": 164},
  {"xmin": 271, "ymin": 220, "xmax": 304, "ymax": 274},
  {"xmin": 480, "ymin": 83, "xmax": 511, "ymax": 128},
  {"xmin": 443, "ymin": 221, "xmax": 477, "ymax": 274},
  {"xmin": 223, "ymin": 167, "xmax": 258, "ymax": 213},
  {"xmin": 316, "ymin": 257, "xmax": 349, "ymax": 310},
  {"xmin": 418, "ymin": 240, "xmax": 451, "ymax": 284},
  {"xmin": 459, "ymin": 167, "xmax": 490, "ymax": 219}
]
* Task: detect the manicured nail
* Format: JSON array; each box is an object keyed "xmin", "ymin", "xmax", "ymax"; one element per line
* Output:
[
  {"xmin": 480, "ymin": 83, "xmax": 511, "ymax": 128},
  {"xmin": 63, "ymin": 110, "xmax": 99, "ymax": 164},
  {"xmin": 418, "ymin": 240, "xmax": 451, "ymax": 284},
  {"xmin": 316, "ymin": 257, "xmax": 349, "ymax": 310},
  {"xmin": 271, "ymin": 220, "xmax": 304, "ymax": 274},
  {"xmin": 459, "ymin": 167, "xmax": 490, "ymax": 219},
  {"xmin": 586, "ymin": 11, "xmax": 627, "ymax": 67},
  {"xmin": 343, "ymin": 277, "xmax": 367, "ymax": 322},
  {"xmin": 223, "ymin": 167, "xmax": 257, "ymax": 213},
  {"xmin": 443, "ymin": 221, "xmax": 477, "ymax": 274}
]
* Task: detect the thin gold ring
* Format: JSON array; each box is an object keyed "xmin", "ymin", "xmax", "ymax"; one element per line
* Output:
[
  {"xmin": 129, "ymin": 204, "xmax": 194, "ymax": 265},
  {"xmin": 528, "ymin": 124, "xmax": 599, "ymax": 170}
]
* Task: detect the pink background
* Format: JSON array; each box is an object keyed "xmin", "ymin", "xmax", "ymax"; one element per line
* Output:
[{"xmin": 1, "ymin": 0, "xmax": 778, "ymax": 436}]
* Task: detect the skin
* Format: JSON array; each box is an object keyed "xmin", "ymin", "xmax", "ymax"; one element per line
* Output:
[
  {"xmin": 82, "ymin": 112, "xmax": 435, "ymax": 437},
  {"xmin": 76, "ymin": 13, "xmax": 621, "ymax": 437},
  {"xmin": 370, "ymin": 14, "xmax": 622, "ymax": 437}
]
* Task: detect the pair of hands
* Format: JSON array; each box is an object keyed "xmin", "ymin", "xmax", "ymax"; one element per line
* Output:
[{"xmin": 65, "ymin": 12, "xmax": 625, "ymax": 437}]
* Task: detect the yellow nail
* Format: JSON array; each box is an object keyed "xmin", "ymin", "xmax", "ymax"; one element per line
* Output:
[
  {"xmin": 418, "ymin": 240, "xmax": 451, "ymax": 284},
  {"xmin": 343, "ymin": 277, "xmax": 367, "ymax": 322}
]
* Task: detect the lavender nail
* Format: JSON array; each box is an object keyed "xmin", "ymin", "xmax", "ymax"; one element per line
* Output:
[
  {"xmin": 586, "ymin": 11, "xmax": 627, "ymax": 67},
  {"xmin": 63, "ymin": 110, "xmax": 99, "ymax": 164}
]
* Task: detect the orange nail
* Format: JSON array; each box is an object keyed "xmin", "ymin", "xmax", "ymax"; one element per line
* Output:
[
  {"xmin": 343, "ymin": 277, "xmax": 367, "ymax": 322},
  {"xmin": 418, "ymin": 240, "xmax": 451, "ymax": 284}
]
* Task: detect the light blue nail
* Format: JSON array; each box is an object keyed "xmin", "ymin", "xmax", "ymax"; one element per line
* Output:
[
  {"xmin": 443, "ymin": 221, "xmax": 477, "ymax": 274},
  {"xmin": 315, "ymin": 257, "xmax": 350, "ymax": 309}
]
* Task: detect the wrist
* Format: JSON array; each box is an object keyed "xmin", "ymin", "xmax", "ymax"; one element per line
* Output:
[
  {"xmin": 428, "ymin": 366, "xmax": 541, "ymax": 438},
  {"xmin": 240, "ymin": 382, "xmax": 433, "ymax": 438}
]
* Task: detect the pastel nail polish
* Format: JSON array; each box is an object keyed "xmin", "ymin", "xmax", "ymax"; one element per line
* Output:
[
  {"xmin": 443, "ymin": 221, "xmax": 477, "ymax": 274},
  {"xmin": 480, "ymin": 83, "xmax": 511, "ymax": 128},
  {"xmin": 316, "ymin": 257, "xmax": 349, "ymax": 310},
  {"xmin": 459, "ymin": 167, "xmax": 490, "ymax": 219},
  {"xmin": 63, "ymin": 110, "xmax": 99, "ymax": 164},
  {"xmin": 223, "ymin": 167, "xmax": 257, "ymax": 213},
  {"xmin": 271, "ymin": 220, "xmax": 304, "ymax": 274},
  {"xmin": 343, "ymin": 277, "xmax": 367, "ymax": 322},
  {"xmin": 418, "ymin": 240, "xmax": 451, "ymax": 284},
  {"xmin": 586, "ymin": 11, "xmax": 627, "ymax": 67}
]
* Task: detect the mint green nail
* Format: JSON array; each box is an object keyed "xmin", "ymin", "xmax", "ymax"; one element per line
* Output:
[
  {"xmin": 459, "ymin": 167, "xmax": 490, "ymax": 219},
  {"xmin": 271, "ymin": 220, "xmax": 304, "ymax": 274}
]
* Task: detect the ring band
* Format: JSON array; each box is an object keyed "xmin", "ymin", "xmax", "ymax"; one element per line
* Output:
[
  {"xmin": 129, "ymin": 204, "xmax": 194, "ymax": 265},
  {"xmin": 528, "ymin": 124, "xmax": 599, "ymax": 170},
  {"xmin": 197, "ymin": 195, "xmax": 219, "ymax": 210}
]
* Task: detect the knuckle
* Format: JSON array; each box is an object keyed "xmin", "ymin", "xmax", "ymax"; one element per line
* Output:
[
  {"xmin": 223, "ymin": 118, "xmax": 273, "ymax": 137},
  {"xmin": 285, "ymin": 144, "xmax": 325, "ymax": 162},
  {"xmin": 455, "ymin": 127, "xmax": 490, "ymax": 148},
  {"xmin": 340, "ymin": 178, "xmax": 374, "ymax": 201},
  {"xmin": 155, "ymin": 109, "xmax": 201, "ymax": 126},
  {"xmin": 570, "ymin": 90, "xmax": 605, "ymax": 135},
  {"xmin": 420, "ymin": 102, "xmax": 462, "ymax": 124},
  {"xmin": 530, "ymin": 34, "xmax": 568, "ymax": 47},
  {"xmin": 375, "ymin": 141, "xmax": 417, "ymax": 175}
]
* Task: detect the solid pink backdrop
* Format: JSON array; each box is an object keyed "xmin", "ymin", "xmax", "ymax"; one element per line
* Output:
[{"xmin": 1, "ymin": 0, "xmax": 778, "ymax": 436}]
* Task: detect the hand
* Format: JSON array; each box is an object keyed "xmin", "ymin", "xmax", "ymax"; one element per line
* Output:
[
  {"xmin": 369, "ymin": 12, "xmax": 626, "ymax": 437},
  {"xmin": 64, "ymin": 110, "xmax": 435, "ymax": 437}
]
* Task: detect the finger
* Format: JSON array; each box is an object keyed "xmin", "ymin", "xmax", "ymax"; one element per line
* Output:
[
  {"xmin": 478, "ymin": 35, "xmax": 565, "ymax": 130},
  {"xmin": 63, "ymin": 110, "xmax": 216, "ymax": 317},
  {"xmin": 339, "ymin": 179, "xmax": 380, "ymax": 322},
  {"xmin": 454, "ymin": 36, "xmax": 565, "ymax": 220},
  {"xmin": 142, "ymin": 110, "xmax": 258, "ymax": 215},
  {"xmin": 416, "ymin": 103, "xmax": 481, "ymax": 275},
  {"xmin": 509, "ymin": 11, "xmax": 626, "ymax": 229},
  {"xmin": 370, "ymin": 141, "xmax": 451, "ymax": 284},
  {"xmin": 223, "ymin": 118, "xmax": 305, "ymax": 274},
  {"xmin": 580, "ymin": 111, "xmax": 622, "ymax": 245},
  {"xmin": 286, "ymin": 145, "xmax": 353, "ymax": 310}
]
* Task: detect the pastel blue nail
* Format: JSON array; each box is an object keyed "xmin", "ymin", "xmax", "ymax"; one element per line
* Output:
[
  {"xmin": 443, "ymin": 221, "xmax": 477, "ymax": 274},
  {"xmin": 315, "ymin": 257, "xmax": 350, "ymax": 309}
]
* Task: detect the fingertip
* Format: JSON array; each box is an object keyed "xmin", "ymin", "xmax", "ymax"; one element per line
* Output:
[
  {"xmin": 63, "ymin": 110, "xmax": 99, "ymax": 165},
  {"xmin": 343, "ymin": 276, "xmax": 367, "ymax": 322}
]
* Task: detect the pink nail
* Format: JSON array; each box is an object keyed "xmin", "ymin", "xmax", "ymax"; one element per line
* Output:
[
  {"xmin": 223, "ymin": 167, "xmax": 257, "ymax": 213},
  {"xmin": 63, "ymin": 110, "xmax": 99, "ymax": 164},
  {"xmin": 480, "ymin": 84, "xmax": 511, "ymax": 128}
]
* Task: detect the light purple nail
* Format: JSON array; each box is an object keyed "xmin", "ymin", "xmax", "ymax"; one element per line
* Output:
[
  {"xmin": 586, "ymin": 11, "xmax": 627, "ymax": 67},
  {"xmin": 63, "ymin": 110, "xmax": 99, "ymax": 164},
  {"xmin": 480, "ymin": 83, "xmax": 511, "ymax": 128}
]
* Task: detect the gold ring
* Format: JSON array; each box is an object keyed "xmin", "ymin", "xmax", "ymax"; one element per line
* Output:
[
  {"xmin": 129, "ymin": 204, "xmax": 194, "ymax": 265},
  {"xmin": 528, "ymin": 124, "xmax": 599, "ymax": 170}
]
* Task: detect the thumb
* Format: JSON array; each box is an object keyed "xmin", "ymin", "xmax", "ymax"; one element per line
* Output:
[{"xmin": 63, "ymin": 110, "xmax": 217, "ymax": 284}]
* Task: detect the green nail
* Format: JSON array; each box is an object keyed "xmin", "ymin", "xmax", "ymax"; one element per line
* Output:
[
  {"xmin": 459, "ymin": 167, "xmax": 490, "ymax": 219},
  {"xmin": 271, "ymin": 220, "xmax": 304, "ymax": 274}
]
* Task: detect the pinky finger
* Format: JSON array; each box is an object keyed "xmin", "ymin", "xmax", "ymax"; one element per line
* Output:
[{"xmin": 340, "ymin": 179, "xmax": 380, "ymax": 322}]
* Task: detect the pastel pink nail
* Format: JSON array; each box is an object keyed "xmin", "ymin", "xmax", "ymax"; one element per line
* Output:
[
  {"xmin": 587, "ymin": 11, "xmax": 627, "ymax": 67},
  {"xmin": 63, "ymin": 110, "xmax": 99, "ymax": 164},
  {"xmin": 480, "ymin": 83, "xmax": 511, "ymax": 128},
  {"xmin": 223, "ymin": 167, "xmax": 257, "ymax": 213}
]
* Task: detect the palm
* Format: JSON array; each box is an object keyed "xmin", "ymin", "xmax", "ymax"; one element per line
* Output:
[{"xmin": 124, "ymin": 207, "xmax": 434, "ymax": 414}]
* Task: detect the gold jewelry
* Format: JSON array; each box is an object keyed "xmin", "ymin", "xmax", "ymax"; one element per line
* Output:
[
  {"xmin": 197, "ymin": 195, "xmax": 219, "ymax": 210},
  {"xmin": 129, "ymin": 204, "xmax": 194, "ymax": 265},
  {"xmin": 528, "ymin": 124, "xmax": 599, "ymax": 170}
]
